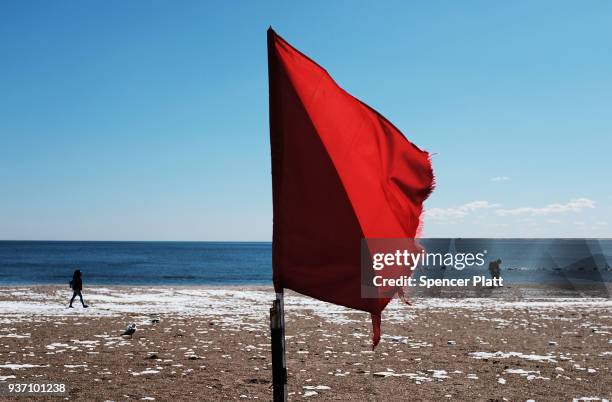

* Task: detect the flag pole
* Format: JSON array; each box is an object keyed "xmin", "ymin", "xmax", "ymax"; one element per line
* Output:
[
  {"xmin": 270, "ymin": 292, "xmax": 287, "ymax": 401},
  {"xmin": 268, "ymin": 27, "xmax": 288, "ymax": 402}
]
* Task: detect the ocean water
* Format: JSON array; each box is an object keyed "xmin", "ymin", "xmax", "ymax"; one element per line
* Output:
[
  {"xmin": 0, "ymin": 240, "xmax": 610, "ymax": 286},
  {"xmin": 0, "ymin": 241, "xmax": 272, "ymax": 285}
]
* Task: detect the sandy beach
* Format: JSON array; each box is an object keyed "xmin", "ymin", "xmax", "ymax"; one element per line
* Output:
[{"xmin": 0, "ymin": 285, "xmax": 610, "ymax": 401}]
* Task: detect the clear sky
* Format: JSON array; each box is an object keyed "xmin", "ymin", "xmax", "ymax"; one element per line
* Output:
[{"xmin": 1, "ymin": 1, "xmax": 611, "ymax": 240}]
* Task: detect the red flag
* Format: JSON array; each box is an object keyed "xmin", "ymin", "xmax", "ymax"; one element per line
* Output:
[{"xmin": 268, "ymin": 28, "xmax": 434, "ymax": 347}]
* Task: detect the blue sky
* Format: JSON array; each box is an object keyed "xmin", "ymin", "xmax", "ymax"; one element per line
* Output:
[{"xmin": 1, "ymin": 1, "xmax": 610, "ymax": 240}]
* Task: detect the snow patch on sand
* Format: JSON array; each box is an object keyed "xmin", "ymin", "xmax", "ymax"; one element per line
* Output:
[
  {"xmin": 470, "ymin": 351, "xmax": 557, "ymax": 363},
  {"xmin": 0, "ymin": 363, "xmax": 49, "ymax": 370}
]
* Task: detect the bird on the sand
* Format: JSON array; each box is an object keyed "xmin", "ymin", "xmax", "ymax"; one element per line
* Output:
[{"xmin": 122, "ymin": 323, "xmax": 136, "ymax": 338}]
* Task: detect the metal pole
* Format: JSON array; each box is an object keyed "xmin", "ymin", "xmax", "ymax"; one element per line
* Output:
[{"xmin": 270, "ymin": 292, "xmax": 287, "ymax": 401}]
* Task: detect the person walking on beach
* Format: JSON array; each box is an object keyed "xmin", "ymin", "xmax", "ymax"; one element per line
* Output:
[
  {"xmin": 69, "ymin": 269, "xmax": 88, "ymax": 308},
  {"xmin": 488, "ymin": 258, "xmax": 502, "ymax": 286}
]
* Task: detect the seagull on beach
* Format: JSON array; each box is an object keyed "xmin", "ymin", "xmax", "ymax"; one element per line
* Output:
[{"xmin": 122, "ymin": 323, "xmax": 136, "ymax": 338}]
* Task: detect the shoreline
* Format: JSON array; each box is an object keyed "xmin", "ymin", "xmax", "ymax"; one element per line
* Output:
[
  {"xmin": 1, "ymin": 280, "xmax": 610, "ymax": 288},
  {"xmin": 0, "ymin": 284, "xmax": 274, "ymax": 290}
]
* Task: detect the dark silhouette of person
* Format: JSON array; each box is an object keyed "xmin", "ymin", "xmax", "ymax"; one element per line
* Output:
[
  {"xmin": 488, "ymin": 258, "xmax": 502, "ymax": 281},
  {"xmin": 69, "ymin": 269, "xmax": 88, "ymax": 308}
]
